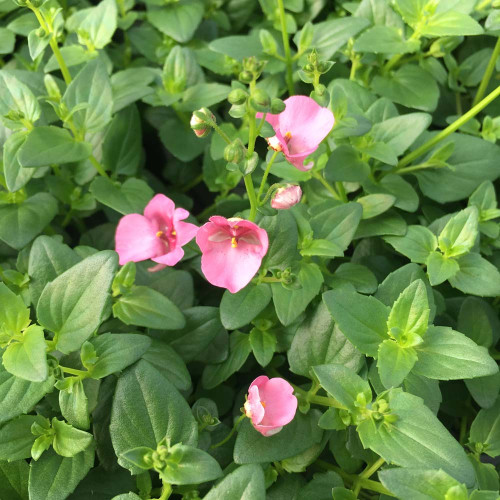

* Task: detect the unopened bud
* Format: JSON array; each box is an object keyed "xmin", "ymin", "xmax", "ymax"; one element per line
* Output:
[
  {"xmin": 228, "ymin": 88, "xmax": 248, "ymax": 105},
  {"xmin": 190, "ymin": 108, "xmax": 214, "ymax": 138},
  {"xmin": 250, "ymin": 88, "xmax": 270, "ymax": 112},
  {"xmin": 224, "ymin": 138, "xmax": 246, "ymax": 164},
  {"xmin": 270, "ymin": 97, "xmax": 286, "ymax": 114},
  {"xmin": 239, "ymin": 70, "xmax": 253, "ymax": 84},
  {"xmin": 271, "ymin": 185, "xmax": 302, "ymax": 210}
]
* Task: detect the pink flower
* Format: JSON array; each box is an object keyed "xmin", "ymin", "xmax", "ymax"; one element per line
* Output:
[
  {"xmin": 115, "ymin": 194, "xmax": 198, "ymax": 269},
  {"xmin": 271, "ymin": 185, "xmax": 302, "ymax": 209},
  {"xmin": 257, "ymin": 95, "xmax": 334, "ymax": 171},
  {"xmin": 195, "ymin": 216, "xmax": 268, "ymax": 293},
  {"xmin": 244, "ymin": 376, "xmax": 297, "ymax": 437}
]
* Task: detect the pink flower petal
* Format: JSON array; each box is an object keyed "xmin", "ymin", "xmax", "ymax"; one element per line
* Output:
[
  {"xmin": 278, "ymin": 96, "xmax": 334, "ymax": 154},
  {"xmin": 115, "ymin": 214, "xmax": 164, "ymax": 265},
  {"xmin": 256, "ymin": 111, "xmax": 280, "ymax": 130},
  {"xmin": 151, "ymin": 247, "xmax": 185, "ymax": 267},
  {"xmin": 175, "ymin": 221, "xmax": 199, "ymax": 246},
  {"xmin": 245, "ymin": 385, "xmax": 265, "ymax": 425},
  {"xmin": 253, "ymin": 424, "xmax": 283, "ymax": 437},
  {"xmin": 174, "ymin": 207, "xmax": 190, "ymax": 221},
  {"xmin": 258, "ymin": 377, "xmax": 297, "ymax": 427},
  {"xmin": 285, "ymin": 147, "xmax": 317, "ymax": 171},
  {"xmin": 144, "ymin": 194, "xmax": 175, "ymax": 226}
]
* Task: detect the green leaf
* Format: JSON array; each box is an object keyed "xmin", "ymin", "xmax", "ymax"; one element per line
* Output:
[
  {"xmin": 88, "ymin": 333, "xmax": 152, "ymax": 379},
  {"xmin": 3, "ymin": 325, "xmax": 48, "ymax": 382},
  {"xmin": 17, "ymin": 127, "xmax": 91, "ymax": 168},
  {"xmin": 0, "ymin": 193, "xmax": 58, "ymax": 250},
  {"xmin": 37, "ymin": 251, "xmax": 118, "ymax": 354},
  {"xmin": 322, "ymin": 289, "xmax": 389, "ymax": 357},
  {"xmin": 387, "ymin": 279, "xmax": 429, "ymax": 339},
  {"xmin": 177, "ymin": 83, "xmax": 231, "ymax": 112},
  {"xmin": 202, "ymin": 330, "xmax": 251, "ymax": 389},
  {"xmin": 168, "ymin": 307, "xmax": 226, "ymax": 362},
  {"xmin": 3, "ymin": 131, "xmax": 35, "ymax": 192},
  {"xmin": 324, "ymin": 145, "xmax": 370, "ymax": 183},
  {"xmin": 413, "ymin": 326, "xmax": 498, "ymax": 380},
  {"xmin": 113, "ymin": 286, "xmax": 185, "ymax": 330},
  {"xmin": 28, "ymin": 236, "xmax": 81, "ymax": 308},
  {"xmin": 449, "ymin": 253, "xmax": 500, "ymax": 297},
  {"xmin": 66, "ymin": 0, "xmax": 117, "ymax": 49},
  {"xmin": 422, "ymin": 11, "xmax": 483, "ymax": 37},
  {"xmin": 0, "ymin": 27, "xmax": 15, "ymax": 54},
  {"xmin": 272, "ymin": 262, "xmax": 323, "ymax": 326},
  {"xmin": 469, "ymin": 397, "xmax": 500, "ymax": 457},
  {"xmin": 249, "ymin": 328, "xmax": 276, "ymax": 367},
  {"xmin": 159, "ymin": 443, "xmax": 222, "ymax": 485},
  {"xmin": 379, "ymin": 467, "xmax": 462, "ymax": 500},
  {"xmin": 313, "ymin": 364, "xmax": 372, "ymax": 410},
  {"xmin": 0, "ymin": 70, "xmax": 40, "ymax": 123},
  {"xmin": 438, "ymin": 207, "xmax": 478, "ymax": 258},
  {"xmin": 296, "ymin": 17, "xmax": 369, "ymax": 59},
  {"xmin": 385, "ymin": 225, "xmax": 437, "ymax": 264},
  {"xmin": 416, "ymin": 134, "xmax": 500, "ymax": 202},
  {"xmin": 354, "ymin": 25, "xmax": 419, "ymax": 54},
  {"xmin": 288, "ymin": 302, "xmax": 363, "ymax": 378},
  {"xmin": 0, "ymin": 357, "xmax": 54, "ymax": 425},
  {"xmin": 234, "ymin": 410, "xmax": 323, "ymax": 464},
  {"xmin": 357, "ymin": 390, "xmax": 475, "ymax": 486},
  {"xmin": 357, "ymin": 194, "xmax": 395, "ymax": 219},
  {"xmin": 371, "ymin": 65, "xmax": 439, "ymax": 112},
  {"xmin": 457, "ymin": 297, "xmax": 494, "ymax": 347},
  {"xmin": 331, "ymin": 263, "xmax": 378, "ymax": 294},
  {"xmin": 310, "ymin": 202, "xmax": 362, "ymax": 253},
  {"xmin": 147, "ymin": 0, "xmax": 204, "ymax": 43},
  {"xmin": 110, "ymin": 360, "xmax": 197, "ymax": 474},
  {"xmin": 426, "ymin": 251, "xmax": 459, "ymax": 286},
  {"xmin": 203, "ymin": 464, "xmax": 265, "ymax": 500},
  {"xmin": 0, "ymin": 460, "xmax": 29, "ymax": 500},
  {"xmin": 469, "ymin": 180, "xmax": 499, "ymax": 220},
  {"xmin": 354, "ymin": 210, "xmax": 407, "ymax": 239},
  {"xmin": 90, "ymin": 177, "xmax": 154, "ymax": 215},
  {"xmin": 28, "ymin": 447, "xmax": 94, "ymax": 500},
  {"xmin": 63, "ymin": 58, "xmax": 113, "ymax": 134},
  {"xmin": 208, "ymin": 34, "xmax": 262, "ymax": 59},
  {"xmin": 220, "ymin": 283, "xmax": 272, "ymax": 330},
  {"xmin": 51, "ymin": 418, "xmax": 93, "ymax": 457},
  {"xmin": 142, "ymin": 340, "xmax": 192, "ymax": 392},
  {"xmin": 102, "ymin": 106, "xmax": 142, "ymax": 176},
  {"xmin": 392, "ymin": 0, "xmax": 426, "ymax": 26},
  {"xmin": 377, "ymin": 340, "xmax": 417, "ymax": 388},
  {"xmin": 0, "ymin": 415, "xmax": 44, "ymax": 461},
  {"xmin": 0, "ymin": 282, "xmax": 30, "ymax": 338},
  {"xmin": 371, "ymin": 112, "xmax": 432, "ymax": 156},
  {"xmin": 260, "ymin": 211, "xmax": 299, "ymax": 270},
  {"xmin": 59, "ymin": 379, "xmax": 90, "ymax": 430}
]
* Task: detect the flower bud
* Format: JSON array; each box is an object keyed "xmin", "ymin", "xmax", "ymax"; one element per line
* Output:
[
  {"xmin": 270, "ymin": 97, "xmax": 286, "ymax": 114},
  {"xmin": 228, "ymin": 88, "xmax": 248, "ymax": 105},
  {"xmin": 224, "ymin": 139, "xmax": 246, "ymax": 164},
  {"xmin": 271, "ymin": 185, "xmax": 302, "ymax": 210},
  {"xmin": 190, "ymin": 108, "xmax": 214, "ymax": 138},
  {"xmin": 250, "ymin": 88, "xmax": 270, "ymax": 112},
  {"xmin": 239, "ymin": 70, "xmax": 254, "ymax": 84}
]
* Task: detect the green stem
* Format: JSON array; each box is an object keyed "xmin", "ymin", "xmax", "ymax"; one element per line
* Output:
[
  {"xmin": 398, "ymin": 84, "xmax": 500, "ymax": 169},
  {"xmin": 89, "ymin": 155, "xmax": 109, "ymax": 178},
  {"xmin": 257, "ymin": 150, "xmax": 279, "ymax": 203},
  {"xmin": 244, "ymin": 175, "xmax": 258, "ymax": 221},
  {"xmin": 473, "ymin": 37, "xmax": 500, "ymax": 107},
  {"xmin": 59, "ymin": 365, "xmax": 88, "ymax": 377},
  {"xmin": 312, "ymin": 171, "xmax": 340, "ymax": 200},
  {"xmin": 158, "ymin": 483, "xmax": 172, "ymax": 500},
  {"xmin": 394, "ymin": 162, "xmax": 446, "ymax": 176},
  {"xmin": 258, "ymin": 276, "xmax": 282, "ymax": 283},
  {"xmin": 276, "ymin": 0, "xmax": 294, "ymax": 95},
  {"xmin": 181, "ymin": 173, "xmax": 204, "ymax": 193},
  {"xmin": 350, "ymin": 57, "xmax": 360, "ymax": 81},
  {"xmin": 336, "ymin": 181, "xmax": 348, "ymax": 202},
  {"xmin": 212, "ymin": 122, "xmax": 232, "ymax": 145},
  {"xmin": 211, "ymin": 414, "xmax": 246, "ymax": 449}
]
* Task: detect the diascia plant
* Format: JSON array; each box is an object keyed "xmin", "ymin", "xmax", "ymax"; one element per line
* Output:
[{"xmin": 1, "ymin": 0, "xmax": 500, "ymax": 498}]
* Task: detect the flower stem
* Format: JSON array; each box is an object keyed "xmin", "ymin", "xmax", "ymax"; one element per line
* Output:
[
  {"xmin": 312, "ymin": 171, "xmax": 341, "ymax": 200},
  {"xmin": 353, "ymin": 457, "xmax": 386, "ymax": 496},
  {"xmin": 244, "ymin": 174, "xmax": 258, "ymax": 221},
  {"xmin": 398, "ymin": 84, "xmax": 500, "ymax": 169},
  {"xmin": 257, "ymin": 150, "xmax": 279, "ymax": 203},
  {"xmin": 158, "ymin": 482, "xmax": 172, "ymax": 500},
  {"xmin": 59, "ymin": 365, "xmax": 88, "ymax": 377},
  {"xmin": 276, "ymin": 0, "xmax": 294, "ymax": 95},
  {"xmin": 89, "ymin": 155, "xmax": 110, "ymax": 178},
  {"xmin": 212, "ymin": 122, "xmax": 232, "ymax": 145},
  {"xmin": 472, "ymin": 37, "xmax": 500, "ymax": 107},
  {"xmin": 211, "ymin": 414, "xmax": 246, "ymax": 449}
]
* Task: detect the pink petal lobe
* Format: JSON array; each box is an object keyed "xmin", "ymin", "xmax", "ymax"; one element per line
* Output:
[
  {"xmin": 144, "ymin": 194, "xmax": 175, "ymax": 224},
  {"xmin": 245, "ymin": 385, "xmax": 265, "ymax": 425},
  {"xmin": 174, "ymin": 207, "xmax": 190, "ymax": 221},
  {"xmin": 175, "ymin": 221, "xmax": 199, "ymax": 246},
  {"xmin": 258, "ymin": 377, "xmax": 297, "ymax": 427},
  {"xmin": 151, "ymin": 247, "xmax": 184, "ymax": 266},
  {"xmin": 115, "ymin": 214, "xmax": 163, "ymax": 265}
]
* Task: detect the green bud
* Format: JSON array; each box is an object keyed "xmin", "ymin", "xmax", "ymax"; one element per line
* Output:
[
  {"xmin": 224, "ymin": 139, "xmax": 246, "ymax": 164},
  {"xmin": 239, "ymin": 70, "xmax": 254, "ymax": 84},
  {"xmin": 270, "ymin": 97, "xmax": 286, "ymax": 114},
  {"xmin": 228, "ymin": 88, "xmax": 248, "ymax": 105},
  {"xmin": 250, "ymin": 88, "xmax": 270, "ymax": 112},
  {"xmin": 303, "ymin": 63, "xmax": 314, "ymax": 73}
]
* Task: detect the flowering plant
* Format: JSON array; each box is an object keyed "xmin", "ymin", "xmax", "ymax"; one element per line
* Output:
[{"xmin": 0, "ymin": 0, "xmax": 499, "ymax": 498}]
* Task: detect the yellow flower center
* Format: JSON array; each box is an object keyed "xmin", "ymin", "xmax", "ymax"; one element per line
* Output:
[{"xmin": 231, "ymin": 237, "xmax": 238, "ymax": 248}]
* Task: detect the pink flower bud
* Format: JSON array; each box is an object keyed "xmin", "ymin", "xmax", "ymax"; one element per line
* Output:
[
  {"xmin": 271, "ymin": 185, "xmax": 302, "ymax": 210},
  {"xmin": 244, "ymin": 376, "xmax": 297, "ymax": 436},
  {"xmin": 190, "ymin": 108, "xmax": 214, "ymax": 138}
]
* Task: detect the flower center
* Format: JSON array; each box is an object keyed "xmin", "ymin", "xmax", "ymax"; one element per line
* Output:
[
  {"xmin": 284, "ymin": 131, "xmax": 292, "ymax": 142},
  {"xmin": 261, "ymin": 401, "xmax": 266, "ymax": 408},
  {"xmin": 231, "ymin": 237, "xmax": 238, "ymax": 248}
]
